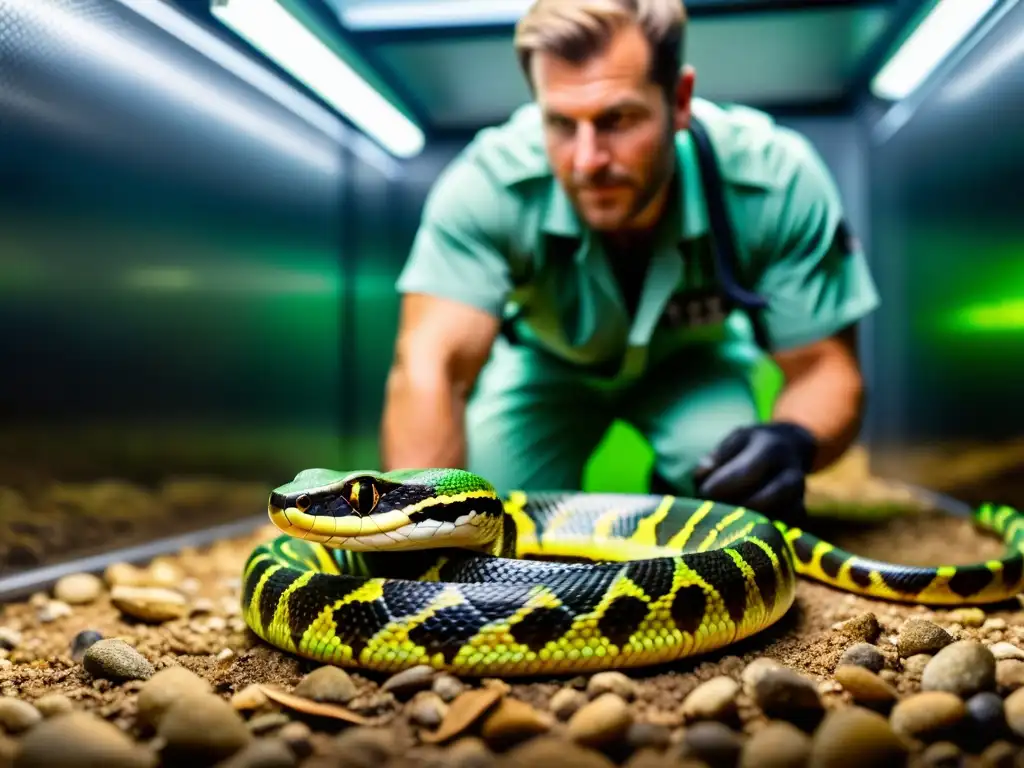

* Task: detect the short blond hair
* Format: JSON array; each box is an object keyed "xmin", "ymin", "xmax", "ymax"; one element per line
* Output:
[{"xmin": 514, "ymin": 0, "xmax": 686, "ymax": 98}]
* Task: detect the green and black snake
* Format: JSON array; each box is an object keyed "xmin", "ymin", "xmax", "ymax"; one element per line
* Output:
[{"xmin": 241, "ymin": 467, "xmax": 1024, "ymax": 676}]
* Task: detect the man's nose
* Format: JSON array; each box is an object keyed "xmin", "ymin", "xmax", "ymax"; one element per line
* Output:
[{"xmin": 573, "ymin": 124, "xmax": 608, "ymax": 178}]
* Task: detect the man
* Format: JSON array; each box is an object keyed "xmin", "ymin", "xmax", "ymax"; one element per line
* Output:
[{"xmin": 380, "ymin": 0, "xmax": 879, "ymax": 522}]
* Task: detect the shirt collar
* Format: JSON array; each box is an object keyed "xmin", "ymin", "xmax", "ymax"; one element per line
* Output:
[{"xmin": 540, "ymin": 127, "xmax": 710, "ymax": 244}]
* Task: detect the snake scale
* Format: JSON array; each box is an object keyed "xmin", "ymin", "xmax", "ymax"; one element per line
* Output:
[{"xmin": 241, "ymin": 467, "xmax": 1024, "ymax": 677}]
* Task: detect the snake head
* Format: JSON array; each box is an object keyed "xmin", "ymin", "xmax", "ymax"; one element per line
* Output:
[{"xmin": 267, "ymin": 468, "xmax": 504, "ymax": 551}]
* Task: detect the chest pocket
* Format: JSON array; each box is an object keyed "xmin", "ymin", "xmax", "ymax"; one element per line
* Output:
[{"xmin": 504, "ymin": 234, "xmax": 631, "ymax": 369}]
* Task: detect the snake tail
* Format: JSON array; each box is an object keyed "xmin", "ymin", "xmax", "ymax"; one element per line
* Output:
[{"xmin": 779, "ymin": 502, "xmax": 1024, "ymax": 605}]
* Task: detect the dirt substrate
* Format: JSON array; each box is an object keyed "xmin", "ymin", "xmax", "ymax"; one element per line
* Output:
[{"xmin": 2, "ymin": 501, "xmax": 1024, "ymax": 768}]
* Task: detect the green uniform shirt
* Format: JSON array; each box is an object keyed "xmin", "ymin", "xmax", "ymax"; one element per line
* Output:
[{"xmin": 397, "ymin": 97, "xmax": 880, "ymax": 382}]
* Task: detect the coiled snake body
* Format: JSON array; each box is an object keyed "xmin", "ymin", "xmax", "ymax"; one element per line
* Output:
[{"xmin": 241, "ymin": 468, "xmax": 1024, "ymax": 677}]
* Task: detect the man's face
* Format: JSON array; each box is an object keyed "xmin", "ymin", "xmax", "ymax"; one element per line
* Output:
[{"xmin": 531, "ymin": 23, "xmax": 693, "ymax": 232}]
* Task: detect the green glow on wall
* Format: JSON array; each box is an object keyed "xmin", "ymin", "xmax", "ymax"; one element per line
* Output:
[{"xmin": 948, "ymin": 299, "xmax": 1024, "ymax": 333}]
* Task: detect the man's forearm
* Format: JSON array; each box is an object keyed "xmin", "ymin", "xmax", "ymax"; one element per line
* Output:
[
  {"xmin": 771, "ymin": 353, "xmax": 864, "ymax": 472},
  {"xmin": 380, "ymin": 364, "xmax": 467, "ymax": 471}
]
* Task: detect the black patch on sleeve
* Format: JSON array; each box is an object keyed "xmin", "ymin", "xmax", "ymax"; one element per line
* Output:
[
  {"xmin": 947, "ymin": 567, "xmax": 994, "ymax": 598},
  {"xmin": 735, "ymin": 540, "xmax": 778, "ymax": 612},
  {"xmin": 669, "ymin": 584, "xmax": 707, "ymax": 635},
  {"xmin": 508, "ymin": 606, "xmax": 576, "ymax": 650},
  {"xmin": 596, "ymin": 595, "xmax": 650, "ymax": 648},
  {"xmin": 683, "ymin": 550, "xmax": 748, "ymax": 623}
]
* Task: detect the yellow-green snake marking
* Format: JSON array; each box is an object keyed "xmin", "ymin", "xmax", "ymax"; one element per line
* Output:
[{"xmin": 241, "ymin": 467, "xmax": 1024, "ymax": 677}]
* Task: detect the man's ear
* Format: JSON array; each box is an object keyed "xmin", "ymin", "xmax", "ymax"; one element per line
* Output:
[{"xmin": 673, "ymin": 65, "xmax": 696, "ymax": 132}]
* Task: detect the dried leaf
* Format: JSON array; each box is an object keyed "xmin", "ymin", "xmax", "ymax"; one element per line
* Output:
[
  {"xmin": 258, "ymin": 684, "xmax": 375, "ymax": 724},
  {"xmin": 420, "ymin": 686, "xmax": 503, "ymax": 744}
]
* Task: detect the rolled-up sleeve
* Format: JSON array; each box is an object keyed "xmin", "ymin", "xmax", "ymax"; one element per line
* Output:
[{"xmin": 396, "ymin": 155, "xmax": 514, "ymax": 318}]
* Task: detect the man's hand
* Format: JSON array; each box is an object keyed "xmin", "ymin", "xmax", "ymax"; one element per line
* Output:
[{"xmin": 692, "ymin": 422, "xmax": 817, "ymax": 523}]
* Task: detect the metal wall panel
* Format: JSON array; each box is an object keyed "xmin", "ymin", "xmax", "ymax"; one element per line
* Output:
[
  {"xmin": 864, "ymin": 2, "xmax": 1024, "ymax": 504},
  {"xmin": 0, "ymin": 0, "xmax": 373, "ymax": 580}
]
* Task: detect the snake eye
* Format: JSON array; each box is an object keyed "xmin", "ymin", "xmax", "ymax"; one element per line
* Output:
[
  {"xmin": 344, "ymin": 477, "xmax": 380, "ymax": 515},
  {"xmin": 295, "ymin": 494, "xmax": 311, "ymax": 512}
]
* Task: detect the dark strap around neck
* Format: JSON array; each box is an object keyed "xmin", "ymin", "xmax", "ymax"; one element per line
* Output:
[{"xmin": 687, "ymin": 115, "xmax": 773, "ymax": 353}]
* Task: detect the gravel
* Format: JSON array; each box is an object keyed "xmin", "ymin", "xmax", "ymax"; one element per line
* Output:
[{"xmin": 1, "ymin": 479, "xmax": 1023, "ymax": 765}]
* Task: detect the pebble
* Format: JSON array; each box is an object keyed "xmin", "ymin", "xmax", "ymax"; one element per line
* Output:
[
  {"xmin": 70, "ymin": 630, "xmax": 103, "ymax": 663},
  {"xmin": 213, "ymin": 738, "xmax": 297, "ymax": 768},
  {"xmin": 136, "ymin": 665, "xmax": 213, "ymax": 729},
  {"xmin": 0, "ymin": 698, "xmax": 43, "ymax": 733},
  {"xmin": 480, "ymin": 697, "xmax": 552, "ymax": 748},
  {"xmin": 808, "ymin": 706, "xmax": 908, "ymax": 768},
  {"xmin": 0, "ymin": 628, "xmax": 20, "ymax": 651},
  {"xmin": 889, "ymin": 691, "xmax": 966, "ymax": 742},
  {"xmin": 989, "ymin": 642, "xmax": 1024, "ymax": 661},
  {"xmin": 984, "ymin": 618, "xmax": 1008, "ymax": 632},
  {"xmin": 837, "ymin": 643, "xmax": 886, "ymax": 673},
  {"xmin": 232, "ymin": 684, "xmax": 270, "ymax": 711},
  {"xmin": 677, "ymin": 721, "xmax": 743, "ymax": 766},
  {"xmin": 834, "ymin": 612, "xmax": 882, "ymax": 643},
  {"xmin": 498, "ymin": 735, "xmax": 614, "ymax": 768},
  {"xmin": 739, "ymin": 721, "xmax": 810, "ymax": 768},
  {"xmin": 680, "ymin": 676, "xmax": 739, "ymax": 722},
  {"xmin": 549, "ymin": 688, "xmax": 587, "ymax": 721},
  {"xmin": 1002, "ymin": 686, "xmax": 1024, "ymax": 738},
  {"xmin": 381, "ymin": 665, "xmax": 436, "ymax": 699},
  {"xmin": 157, "ymin": 691, "xmax": 252, "ymax": 763},
  {"xmin": 292, "ymin": 666, "xmax": 357, "ymax": 705},
  {"xmin": 33, "ymin": 693, "xmax": 73, "ymax": 718},
  {"xmin": 897, "ymin": 620, "xmax": 954, "ymax": 657},
  {"xmin": 82, "ymin": 638, "xmax": 154, "ymax": 682},
  {"xmin": 38, "ymin": 600, "xmax": 72, "ymax": 623},
  {"xmin": 53, "ymin": 573, "xmax": 103, "ymax": 605},
  {"xmin": 752, "ymin": 667, "xmax": 824, "ymax": 729},
  {"xmin": 333, "ymin": 726, "xmax": 395, "ymax": 765},
  {"xmin": 104, "ymin": 562, "xmax": 146, "ymax": 588},
  {"xmin": 996, "ymin": 659, "xmax": 1024, "ymax": 694},
  {"xmin": 834, "ymin": 666, "xmax": 898, "ymax": 709},
  {"xmin": 12, "ymin": 710, "xmax": 156, "ymax": 767},
  {"xmin": 586, "ymin": 671, "xmax": 637, "ymax": 701},
  {"xmin": 741, "ymin": 658, "xmax": 781, "ymax": 697},
  {"xmin": 920, "ymin": 640, "xmax": 996, "ymax": 698},
  {"xmin": 567, "ymin": 692, "xmax": 633, "ymax": 749},
  {"xmin": 965, "ymin": 691, "xmax": 1007, "ymax": 745},
  {"xmin": 979, "ymin": 740, "xmax": 1017, "ymax": 768},
  {"xmin": 433, "ymin": 675, "xmax": 466, "ymax": 703},
  {"xmin": 248, "ymin": 713, "xmax": 291, "ymax": 734},
  {"xmin": 444, "ymin": 736, "xmax": 494, "ymax": 768},
  {"xmin": 278, "ymin": 722, "xmax": 313, "ymax": 760},
  {"xmin": 903, "ymin": 654, "xmax": 933, "ymax": 680},
  {"xmin": 948, "ymin": 608, "xmax": 985, "ymax": 627},
  {"xmin": 409, "ymin": 691, "xmax": 448, "ymax": 730},
  {"xmin": 110, "ymin": 585, "xmax": 189, "ymax": 623},
  {"xmin": 919, "ymin": 741, "xmax": 962, "ymax": 768},
  {"xmin": 626, "ymin": 722, "xmax": 672, "ymax": 752}
]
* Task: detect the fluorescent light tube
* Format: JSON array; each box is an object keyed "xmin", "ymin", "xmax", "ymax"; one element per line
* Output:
[
  {"xmin": 212, "ymin": 0, "xmax": 425, "ymax": 158},
  {"xmin": 871, "ymin": 0, "xmax": 1001, "ymax": 101},
  {"xmin": 342, "ymin": 0, "xmax": 530, "ymax": 29}
]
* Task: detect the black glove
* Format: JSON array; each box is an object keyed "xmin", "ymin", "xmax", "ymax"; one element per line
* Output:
[{"xmin": 692, "ymin": 422, "xmax": 817, "ymax": 523}]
